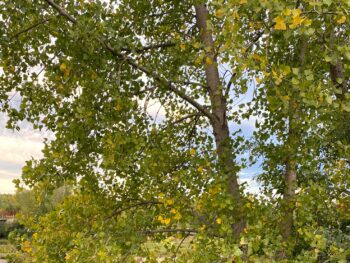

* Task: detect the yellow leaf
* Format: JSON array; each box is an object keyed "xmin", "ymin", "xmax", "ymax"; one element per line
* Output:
[
  {"xmin": 318, "ymin": 95, "xmax": 324, "ymax": 103},
  {"xmin": 272, "ymin": 69, "xmax": 278, "ymax": 77},
  {"xmin": 303, "ymin": 18, "xmax": 312, "ymax": 26},
  {"xmin": 233, "ymin": 11, "xmax": 240, "ymax": 20},
  {"xmin": 337, "ymin": 15, "xmax": 346, "ymax": 24},
  {"xmin": 216, "ymin": 218, "xmax": 222, "ymax": 224},
  {"xmin": 195, "ymin": 58, "xmax": 201, "ymax": 65},
  {"xmin": 291, "ymin": 9, "xmax": 302, "ymax": 18},
  {"xmin": 282, "ymin": 96, "xmax": 290, "ymax": 102},
  {"xmin": 163, "ymin": 218, "xmax": 171, "ymax": 225},
  {"xmin": 63, "ymin": 68, "xmax": 70, "ymax": 77},
  {"xmin": 197, "ymin": 166, "xmax": 204, "ymax": 173},
  {"xmin": 165, "ymin": 199, "xmax": 174, "ymax": 206},
  {"xmin": 91, "ymin": 71, "xmax": 97, "ymax": 79},
  {"xmin": 263, "ymin": 71, "xmax": 270, "ymax": 78},
  {"xmin": 290, "ymin": 16, "xmax": 304, "ymax": 28},
  {"xmin": 22, "ymin": 241, "xmax": 32, "ymax": 253},
  {"xmin": 60, "ymin": 62, "xmax": 67, "ymax": 72},
  {"xmin": 189, "ymin": 148, "xmax": 196, "ymax": 156},
  {"xmin": 205, "ymin": 57, "xmax": 213, "ymax": 65},
  {"xmin": 65, "ymin": 254, "xmax": 70, "ymax": 260},
  {"xmin": 252, "ymin": 53, "xmax": 262, "ymax": 61},
  {"xmin": 274, "ymin": 16, "xmax": 287, "ymax": 30},
  {"xmin": 282, "ymin": 65, "xmax": 291, "ymax": 75},
  {"xmin": 179, "ymin": 43, "xmax": 186, "ymax": 51},
  {"xmin": 193, "ymin": 42, "xmax": 200, "ymax": 49},
  {"xmin": 215, "ymin": 9, "xmax": 224, "ymax": 18},
  {"xmin": 284, "ymin": 9, "xmax": 292, "ymax": 16},
  {"xmin": 240, "ymin": 237, "xmax": 247, "ymax": 245},
  {"xmin": 170, "ymin": 208, "xmax": 181, "ymax": 220},
  {"xmin": 239, "ymin": 0, "xmax": 247, "ymax": 4},
  {"xmin": 23, "ymin": 247, "xmax": 32, "ymax": 253},
  {"xmin": 275, "ymin": 77, "xmax": 282, "ymax": 85}
]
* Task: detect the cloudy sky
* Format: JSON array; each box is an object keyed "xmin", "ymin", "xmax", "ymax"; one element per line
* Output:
[{"xmin": 0, "ymin": 113, "xmax": 46, "ymax": 193}]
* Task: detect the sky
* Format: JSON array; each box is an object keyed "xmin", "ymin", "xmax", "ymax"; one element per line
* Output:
[{"xmin": 0, "ymin": 113, "xmax": 45, "ymax": 193}]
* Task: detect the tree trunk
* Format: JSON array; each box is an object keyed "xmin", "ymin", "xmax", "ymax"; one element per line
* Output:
[
  {"xmin": 281, "ymin": 130, "xmax": 298, "ymax": 240},
  {"xmin": 280, "ymin": 38, "xmax": 306, "ymax": 246},
  {"xmin": 329, "ymin": 28, "xmax": 348, "ymax": 100},
  {"xmin": 194, "ymin": 4, "xmax": 244, "ymax": 235}
]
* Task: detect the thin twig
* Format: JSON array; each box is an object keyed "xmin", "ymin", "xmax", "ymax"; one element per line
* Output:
[
  {"xmin": 121, "ymin": 42, "xmax": 176, "ymax": 53},
  {"xmin": 139, "ymin": 229, "xmax": 197, "ymax": 235},
  {"xmin": 173, "ymin": 233, "xmax": 190, "ymax": 262},
  {"xmin": 108, "ymin": 201, "xmax": 162, "ymax": 219}
]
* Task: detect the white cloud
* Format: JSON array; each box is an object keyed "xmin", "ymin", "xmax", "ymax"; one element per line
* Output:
[
  {"xmin": 0, "ymin": 136, "xmax": 43, "ymax": 166},
  {"xmin": 0, "ymin": 113, "xmax": 45, "ymax": 193},
  {"xmin": 0, "ymin": 178, "xmax": 17, "ymax": 194},
  {"xmin": 0, "ymin": 168, "xmax": 21, "ymax": 193},
  {"xmin": 239, "ymin": 177, "xmax": 260, "ymax": 194}
]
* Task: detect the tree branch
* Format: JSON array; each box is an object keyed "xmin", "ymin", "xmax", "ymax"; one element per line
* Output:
[
  {"xmin": 139, "ymin": 228, "xmax": 198, "ymax": 235},
  {"xmin": 11, "ymin": 18, "xmax": 51, "ymax": 39},
  {"xmin": 173, "ymin": 233, "xmax": 190, "ymax": 262},
  {"xmin": 109, "ymin": 201, "xmax": 162, "ymax": 218},
  {"xmin": 121, "ymin": 42, "xmax": 176, "ymax": 53},
  {"xmin": 44, "ymin": 0, "xmax": 75, "ymax": 23},
  {"xmin": 225, "ymin": 72, "xmax": 236, "ymax": 98},
  {"xmin": 172, "ymin": 80, "xmax": 209, "ymax": 89},
  {"xmin": 44, "ymin": 0, "xmax": 214, "ymax": 121},
  {"xmin": 169, "ymin": 113, "xmax": 203, "ymax": 126}
]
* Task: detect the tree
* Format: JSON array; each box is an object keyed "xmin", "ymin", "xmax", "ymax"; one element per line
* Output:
[{"xmin": 1, "ymin": 0, "xmax": 349, "ymax": 261}]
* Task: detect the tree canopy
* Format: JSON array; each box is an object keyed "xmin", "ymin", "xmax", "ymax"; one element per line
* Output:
[{"xmin": 0, "ymin": 0, "xmax": 349, "ymax": 262}]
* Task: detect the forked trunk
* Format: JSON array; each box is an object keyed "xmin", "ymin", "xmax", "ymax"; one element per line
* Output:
[{"xmin": 194, "ymin": 4, "xmax": 244, "ymax": 236}]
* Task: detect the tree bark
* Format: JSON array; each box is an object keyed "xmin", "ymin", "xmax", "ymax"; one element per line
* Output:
[
  {"xmin": 329, "ymin": 28, "xmax": 348, "ymax": 100},
  {"xmin": 280, "ymin": 39, "xmax": 307, "ymax": 248},
  {"xmin": 281, "ymin": 133, "xmax": 297, "ymax": 240},
  {"xmin": 194, "ymin": 4, "xmax": 244, "ymax": 235}
]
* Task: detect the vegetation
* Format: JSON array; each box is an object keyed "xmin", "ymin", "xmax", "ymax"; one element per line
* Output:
[{"xmin": 0, "ymin": 0, "xmax": 349, "ymax": 262}]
